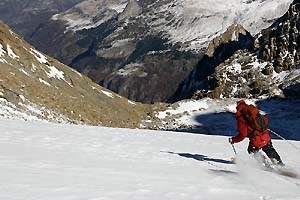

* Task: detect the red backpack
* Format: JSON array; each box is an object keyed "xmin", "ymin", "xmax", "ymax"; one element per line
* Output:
[{"xmin": 240, "ymin": 105, "xmax": 268, "ymax": 136}]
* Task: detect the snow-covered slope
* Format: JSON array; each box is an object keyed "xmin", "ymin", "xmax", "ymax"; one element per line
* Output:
[
  {"xmin": 148, "ymin": 0, "xmax": 293, "ymax": 51},
  {"xmin": 51, "ymin": 0, "xmax": 292, "ymax": 52},
  {"xmin": 0, "ymin": 118, "xmax": 299, "ymax": 199},
  {"xmin": 51, "ymin": 0, "xmax": 128, "ymax": 32}
]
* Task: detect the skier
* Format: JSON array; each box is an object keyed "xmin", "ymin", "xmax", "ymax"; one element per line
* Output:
[{"xmin": 228, "ymin": 100, "xmax": 284, "ymax": 166}]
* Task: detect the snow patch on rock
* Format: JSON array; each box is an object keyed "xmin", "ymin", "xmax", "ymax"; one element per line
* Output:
[
  {"xmin": 101, "ymin": 90, "xmax": 114, "ymax": 98},
  {"xmin": 29, "ymin": 48, "xmax": 48, "ymax": 64},
  {"xmin": 0, "ymin": 43, "xmax": 6, "ymax": 57},
  {"xmin": 7, "ymin": 44, "xmax": 19, "ymax": 59},
  {"xmin": 45, "ymin": 66, "xmax": 65, "ymax": 80}
]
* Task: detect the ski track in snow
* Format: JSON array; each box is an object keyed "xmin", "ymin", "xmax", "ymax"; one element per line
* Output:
[{"xmin": 0, "ymin": 119, "xmax": 300, "ymax": 200}]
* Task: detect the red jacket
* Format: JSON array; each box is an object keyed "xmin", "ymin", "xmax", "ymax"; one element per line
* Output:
[{"xmin": 232, "ymin": 104, "xmax": 270, "ymax": 148}]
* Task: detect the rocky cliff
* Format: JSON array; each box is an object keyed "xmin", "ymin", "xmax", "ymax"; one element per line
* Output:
[{"xmin": 172, "ymin": 0, "xmax": 300, "ymax": 101}]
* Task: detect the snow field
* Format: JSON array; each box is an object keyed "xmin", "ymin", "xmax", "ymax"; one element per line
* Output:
[{"xmin": 0, "ymin": 119, "xmax": 300, "ymax": 200}]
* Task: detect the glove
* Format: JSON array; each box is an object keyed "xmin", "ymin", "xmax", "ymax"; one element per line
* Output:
[{"xmin": 228, "ymin": 137, "xmax": 234, "ymax": 144}]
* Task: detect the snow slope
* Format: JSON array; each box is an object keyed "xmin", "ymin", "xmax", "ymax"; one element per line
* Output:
[
  {"xmin": 144, "ymin": 0, "xmax": 293, "ymax": 51},
  {"xmin": 51, "ymin": 0, "xmax": 128, "ymax": 32},
  {"xmin": 51, "ymin": 0, "xmax": 292, "ymax": 51},
  {"xmin": 0, "ymin": 118, "xmax": 300, "ymax": 200}
]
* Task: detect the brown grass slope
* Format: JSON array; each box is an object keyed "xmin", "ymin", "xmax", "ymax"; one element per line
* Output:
[{"xmin": 0, "ymin": 21, "xmax": 150, "ymax": 128}]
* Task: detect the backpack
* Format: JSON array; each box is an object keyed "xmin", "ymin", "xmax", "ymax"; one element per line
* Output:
[{"xmin": 240, "ymin": 105, "xmax": 268, "ymax": 137}]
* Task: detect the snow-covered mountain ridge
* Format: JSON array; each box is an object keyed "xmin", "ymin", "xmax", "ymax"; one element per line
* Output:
[
  {"xmin": 146, "ymin": 0, "xmax": 292, "ymax": 51},
  {"xmin": 0, "ymin": 21, "xmax": 149, "ymax": 127},
  {"xmin": 52, "ymin": 0, "xmax": 292, "ymax": 51},
  {"xmin": 51, "ymin": 0, "xmax": 129, "ymax": 33},
  {"xmin": 23, "ymin": 0, "xmax": 294, "ymax": 103}
]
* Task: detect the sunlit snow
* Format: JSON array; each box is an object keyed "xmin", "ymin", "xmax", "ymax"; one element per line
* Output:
[
  {"xmin": 0, "ymin": 118, "xmax": 299, "ymax": 200},
  {"xmin": 0, "ymin": 43, "xmax": 6, "ymax": 57},
  {"xmin": 101, "ymin": 90, "xmax": 114, "ymax": 98},
  {"xmin": 29, "ymin": 48, "xmax": 48, "ymax": 64},
  {"xmin": 46, "ymin": 66, "xmax": 65, "ymax": 80},
  {"xmin": 7, "ymin": 44, "xmax": 19, "ymax": 59},
  {"xmin": 152, "ymin": 0, "xmax": 292, "ymax": 51},
  {"xmin": 52, "ymin": 0, "xmax": 128, "ymax": 32}
]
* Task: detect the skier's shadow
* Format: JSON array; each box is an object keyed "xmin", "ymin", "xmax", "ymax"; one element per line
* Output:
[{"xmin": 162, "ymin": 151, "xmax": 234, "ymax": 165}]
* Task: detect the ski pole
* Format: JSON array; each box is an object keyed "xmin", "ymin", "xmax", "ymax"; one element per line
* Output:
[
  {"xmin": 231, "ymin": 143, "xmax": 237, "ymax": 155},
  {"xmin": 269, "ymin": 128, "xmax": 300, "ymax": 153}
]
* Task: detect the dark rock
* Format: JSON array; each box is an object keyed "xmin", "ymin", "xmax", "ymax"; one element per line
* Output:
[
  {"xmin": 170, "ymin": 24, "xmax": 254, "ymax": 102},
  {"xmin": 262, "ymin": 64, "xmax": 274, "ymax": 75}
]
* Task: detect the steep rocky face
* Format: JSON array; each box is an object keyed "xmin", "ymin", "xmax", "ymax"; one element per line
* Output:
[
  {"xmin": 3, "ymin": 0, "xmax": 292, "ymax": 103},
  {"xmin": 102, "ymin": 50, "xmax": 198, "ymax": 103},
  {"xmin": 171, "ymin": 24, "xmax": 254, "ymax": 101},
  {"xmin": 0, "ymin": 21, "xmax": 150, "ymax": 128},
  {"xmin": 172, "ymin": 0, "xmax": 300, "ymax": 101},
  {"xmin": 0, "ymin": 0, "xmax": 84, "ymax": 38},
  {"xmin": 118, "ymin": 0, "xmax": 142, "ymax": 21},
  {"xmin": 255, "ymin": 0, "xmax": 300, "ymax": 73}
]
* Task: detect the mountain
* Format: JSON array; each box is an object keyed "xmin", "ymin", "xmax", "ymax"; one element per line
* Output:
[
  {"xmin": 0, "ymin": 0, "xmax": 84, "ymax": 38},
  {"xmin": 1, "ymin": 115, "xmax": 299, "ymax": 199},
  {"xmin": 22, "ymin": 0, "xmax": 292, "ymax": 103},
  {"xmin": 171, "ymin": 0, "xmax": 300, "ymax": 102},
  {"xmin": 0, "ymin": 21, "xmax": 150, "ymax": 128}
]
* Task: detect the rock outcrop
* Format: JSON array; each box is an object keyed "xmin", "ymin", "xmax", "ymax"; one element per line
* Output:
[
  {"xmin": 171, "ymin": 24, "xmax": 254, "ymax": 101},
  {"xmin": 118, "ymin": 0, "xmax": 142, "ymax": 21},
  {"xmin": 256, "ymin": 0, "xmax": 300, "ymax": 73},
  {"xmin": 171, "ymin": 0, "xmax": 300, "ymax": 101}
]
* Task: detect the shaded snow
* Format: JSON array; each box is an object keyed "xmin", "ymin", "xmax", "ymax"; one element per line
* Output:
[
  {"xmin": 155, "ymin": 98, "xmax": 299, "ymax": 134},
  {"xmin": 116, "ymin": 63, "xmax": 141, "ymax": 76},
  {"xmin": 157, "ymin": 99, "xmax": 209, "ymax": 119}
]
